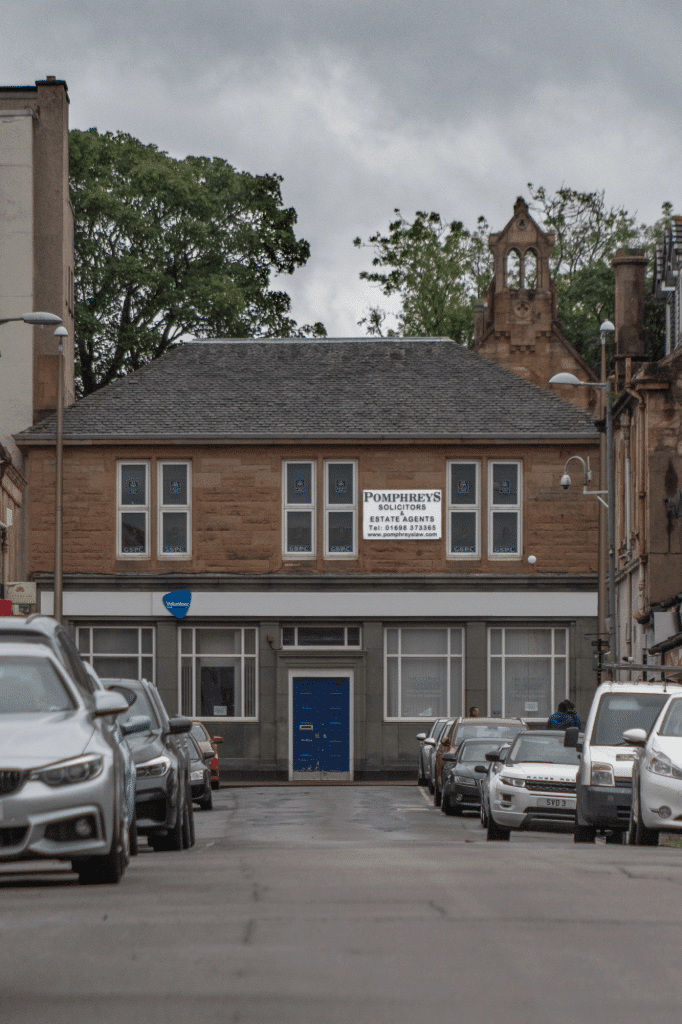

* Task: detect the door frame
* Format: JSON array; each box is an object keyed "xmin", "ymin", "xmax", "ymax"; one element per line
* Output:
[{"xmin": 288, "ymin": 667, "xmax": 354, "ymax": 781}]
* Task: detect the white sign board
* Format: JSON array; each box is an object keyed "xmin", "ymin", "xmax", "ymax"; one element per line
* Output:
[
  {"xmin": 363, "ymin": 490, "xmax": 442, "ymax": 540},
  {"xmin": 5, "ymin": 582, "xmax": 36, "ymax": 604}
]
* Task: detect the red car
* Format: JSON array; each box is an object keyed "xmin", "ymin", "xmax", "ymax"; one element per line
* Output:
[{"xmin": 191, "ymin": 722, "xmax": 223, "ymax": 790}]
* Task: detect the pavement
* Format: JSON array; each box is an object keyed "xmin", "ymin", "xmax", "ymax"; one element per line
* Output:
[{"xmin": 1, "ymin": 784, "xmax": 682, "ymax": 1024}]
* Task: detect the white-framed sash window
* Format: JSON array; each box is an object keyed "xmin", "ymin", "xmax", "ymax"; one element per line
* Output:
[
  {"xmin": 384, "ymin": 627, "xmax": 464, "ymax": 721},
  {"xmin": 447, "ymin": 461, "xmax": 480, "ymax": 559},
  {"xmin": 488, "ymin": 626, "xmax": 568, "ymax": 720},
  {"xmin": 158, "ymin": 461, "xmax": 191, "ymax": 558},
  {"xmin": 179, "ymin": 626, "xmax": 258, "ymax": 720},
  {"xmin": 117, "ymin": 461, "xmax": 150, "ymax": 558},
  {"xmin": 489, "ymin": 461, "xmax": 522, "ymax": 559},
  {"xmin": 324, "ymin": 460, "xmax": 357, "ymax": 558},
  {"xmin": 283, "ymin": 461, "xmax": 316, "ymax": 557},
  {"xmin": 77, "ymin": 625, "xmax": 155, "ymax": 682}
]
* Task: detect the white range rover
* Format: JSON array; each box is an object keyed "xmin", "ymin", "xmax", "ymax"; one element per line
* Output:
[{"xmin": 484, "ymin": 731, "xmax": 580, "ymax": 841}]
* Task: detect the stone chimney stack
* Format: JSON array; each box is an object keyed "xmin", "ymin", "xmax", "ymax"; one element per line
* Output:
[{"xmin": 612, "ymin": 248, "xmax": 648, "ymax": 359}]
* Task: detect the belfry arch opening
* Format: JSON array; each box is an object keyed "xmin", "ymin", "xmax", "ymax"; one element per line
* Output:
[
  {"xmin": 506, "ymin": 249, "xmax": 521, "ymax": 289},
  {"xmin": 505, "ymin": 248, "xmax": 538, "ymax": 290}
]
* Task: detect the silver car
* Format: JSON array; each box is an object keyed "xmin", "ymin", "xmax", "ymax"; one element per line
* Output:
[
  {"xmin": 416, "ymin": 718, "xmax": 447, "ymax": 787},
  {"xmin": 0, "ymin": 643, "xmax": 131, "ymax": 884}
]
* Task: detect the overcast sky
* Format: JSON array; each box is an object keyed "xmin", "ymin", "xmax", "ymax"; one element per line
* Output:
[{"xmin": 5, "ymin": 0, "xmax": 681, "ymax": 336}]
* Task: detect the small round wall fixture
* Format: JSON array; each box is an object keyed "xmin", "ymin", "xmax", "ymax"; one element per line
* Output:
[{"xmin": 527, "ymin": 555, "xmax": 537, "ymax": 565}]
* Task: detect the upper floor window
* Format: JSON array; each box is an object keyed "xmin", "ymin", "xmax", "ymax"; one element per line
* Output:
[
  {"xmin": 447, "ymin": 461, "xmax": 480, "ymax": 559},
  {"xmin": 283, "ymin": 461, "xmax": 315, "ymax": 557},
  {"xmin": 158, "ymin": 462, "xmax": 191, "ymax": 558},
  {"xmin": 489, "ymin": 461, "xmax": 522, "ymax": 559},
  {"xmin": 117, "ymin": 462, "xmax": 149, "ymax": 558},
  {"xmin": 324, "ymin": 461, "xmax": 357, "ymax": 557}
]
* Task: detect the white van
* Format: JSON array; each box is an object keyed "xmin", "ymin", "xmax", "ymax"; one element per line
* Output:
[{"xmin": 566, "ymin": 679, "xmax": 682, "ymax": 843}]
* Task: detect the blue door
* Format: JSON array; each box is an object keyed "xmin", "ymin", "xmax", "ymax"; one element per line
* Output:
[{"xmin": 292, "ymin": 677, "xmax": 350, "ymax": 774}]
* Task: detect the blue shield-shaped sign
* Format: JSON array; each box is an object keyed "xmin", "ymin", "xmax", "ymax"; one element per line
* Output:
[{"xmin": 163, "ymin": 590, "xmax": 192, "ymax": 619}]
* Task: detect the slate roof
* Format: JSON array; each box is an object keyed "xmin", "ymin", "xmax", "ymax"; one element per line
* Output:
[{"xmin": 14, "ymin": 337, "xmax": 598, "ymax": 443}]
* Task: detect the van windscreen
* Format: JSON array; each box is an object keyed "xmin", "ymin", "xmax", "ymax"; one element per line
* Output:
[{"xmin": 592, "ymin": 692, "xmax": 669, "ymax": 746}]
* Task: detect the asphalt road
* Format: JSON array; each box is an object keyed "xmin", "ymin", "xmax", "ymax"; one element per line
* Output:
[{"xmin": 2, "ymin": 784, "xmax": 682, "ymax": 1024}]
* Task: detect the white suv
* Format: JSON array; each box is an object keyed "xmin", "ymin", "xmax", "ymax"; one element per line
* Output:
[{"xmin": 566, "ymin": 680, "xmax": 682, "ymax": 844}]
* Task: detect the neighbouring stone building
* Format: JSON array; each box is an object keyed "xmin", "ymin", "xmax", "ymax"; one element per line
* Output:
[
  {"xmin": 611, "ymin": 223, "xmax": 682, "ymax": 674},
  {"xmin": 0, "ymin": 76, "xmax": 75, "ymax": 592}
]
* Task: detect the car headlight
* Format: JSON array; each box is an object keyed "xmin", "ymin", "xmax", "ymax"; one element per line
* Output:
[
  {"xmin": 30, "ymin": 754, "xmax": 104, "ymax": 787},
  {"xmin": 190, "ymin": 769, "xmax": 204, "ymax": 781},
  {"xmin": 646, "ymin": 751, "xmax": 682, "ymax": 779},
  {"xmin": 500, "ymin": 775, "xmax": 525, "ymax": 788},
  {"xmin": 136, "ymin": 755, "xmax": 172, "ymax": 778},
  {"xmin": 591, "ymin": 763, "xmax": 614, "ymax": 787},
  {"xmin": 454, "ymin": 775, "xmax": 477, "ymax": 786}
]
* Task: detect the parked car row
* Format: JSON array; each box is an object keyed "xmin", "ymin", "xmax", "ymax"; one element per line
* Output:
[
  {"xmin": 0, "ymin": 615, "xmax": 219, "ymax": 885},
  {"xmin": 417, "ymin": 679, "xmax": 682, "ymax": 847}
]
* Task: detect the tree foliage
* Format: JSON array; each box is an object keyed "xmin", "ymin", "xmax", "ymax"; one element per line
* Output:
[
  {"xmin": 356, "ymin": 187, "xmax": 672, "ymax": 373},
  {"xmin": 527, "ymin": 184, "xmax": 668, "ymax": 368},
  {"xmin": 70, "ymin": 129, "xmax": 324, "ymax": 396},
  {"xmin": 353, "ymin": 211, "xmax": 492, "ymax": 343}
]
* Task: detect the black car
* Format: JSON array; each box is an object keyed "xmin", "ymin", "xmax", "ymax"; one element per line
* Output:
[
  {"xmin": 185, "ymin": 732, "xmax": 213, "ymax": 810},
  {"xmin": 104, "ymin": 678, "xmax": 195, "ymax": 851},
  {"xmin": 441, "ymin": 737, "xmax": 508, "ymax": 816}
]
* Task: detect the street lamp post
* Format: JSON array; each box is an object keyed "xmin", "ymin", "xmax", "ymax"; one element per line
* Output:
[
  {"xmin": 53, "ymin": 326, "xmax": 67, "ymax": 624},
  {"xmin": 549, "ymin": 320, "xmax": 617, "ymax": 670}
]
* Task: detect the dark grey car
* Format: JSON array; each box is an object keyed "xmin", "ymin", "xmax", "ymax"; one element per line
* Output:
[
  {"xmin": 441, "ymin": 738, "xmax": 507, "ymax": 816},
  {"xmin": 104, "ymin": 679, "xmax": 195, "ymax": 851}
]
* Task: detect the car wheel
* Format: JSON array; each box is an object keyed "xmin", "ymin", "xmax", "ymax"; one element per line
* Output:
[
  {"xmin": 633, "ymin": 783, "xmax": 659, "ymax": 845},
  {"xmin": 198, "ymin": 785, "xmax": 213, "ymax": 811},
  {"xmin": 486, "ymin": 817, "xmax": 510, "ymax": 841},
  {"xmin": 157, "ymin": 793, "xmax": 185, "ymax": 852},
  {"xmin": 211, "ymin": 779, "xmax": 220, "ymax": 791},
  {"xmin": 427, "ymin": 778, "xmax": 435, "ymax": 795},
  {"xmin": 128, "ymin": 804, "xmax": 139, "ymax": 857},
  {"xmin": 442, "ymin": 793, "xmax": 462, "ymax": 816},
  {"xmin": 433, "ymin": 784, "xmax": 442, "ymax": 808},
  {"xmin": 480, "ymin": 801, "xmax": 489, "ymax": 828},
  {"xmin": 573, "ymin": 824, "xmax": 597, "ymax": 844},
  {"xmin": 182, "ymin": 785, "xmax": 195, "ymax": 848},
  {"xmin": 604, "ymin": 830, "xmax": 625, "ymax": 845},
  {"xmin": 75, "ymin": 813, "xmax": 127, "ymax": 885}
]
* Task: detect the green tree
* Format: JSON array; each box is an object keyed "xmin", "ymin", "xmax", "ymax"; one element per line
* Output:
[
  {"xmin": 353, "ymin": 211, "xmax": 492, "ymax": 344},
  {"xmin": 527, "ymin": 184, "xmax": 668, "ymax": 368},
  {"xmin": 357, "ymin": 189, "xmax": 671, "ymax": 372},
  {"xmin": 70, "ymin": 128, "xmax": 324, "ymax": 395}
]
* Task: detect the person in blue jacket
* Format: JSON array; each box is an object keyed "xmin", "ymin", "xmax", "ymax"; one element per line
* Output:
[{"xmin": 547, "ymin": 699, "xmax": 581, "ymax": 731}]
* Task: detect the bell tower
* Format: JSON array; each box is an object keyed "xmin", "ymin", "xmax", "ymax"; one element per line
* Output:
[{"xmin": 474, "ymin": 197, "xmax": 596, "ymax": 411}]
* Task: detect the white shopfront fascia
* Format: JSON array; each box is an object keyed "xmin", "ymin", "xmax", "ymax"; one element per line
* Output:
[{"xmin": 41, "ymin": 589, "xmax": 597, "ymax": 619}]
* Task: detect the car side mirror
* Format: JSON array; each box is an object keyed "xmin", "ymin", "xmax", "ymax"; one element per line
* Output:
[
  {"xmin": 622, "ymin": 727, "xmax": 648, "ymax": 747},
  {"xmin": 564, "ymin": 726, "xmax": 579, "ymax": 749},
  {"xmin": 442, "ymin": 752, "xmax": 457, "ymax": 762},
  {"xmin": 474, "ymin": 765, "xmax": 488, "ymax": 773},
  {"xmin": 93, "ymin": 690, "xmax": 129, "ymax": 718},
  {"xmin": 424, "ymin": 738, "xmax": 436, "ymax": 747},
  {"xmin": 120, "ymin": 714, "xmax": 151, "ymax": 736},
  {"xmin": 485, "ymin": 751, "xmax": 501, "ymax": 762},
  {"xmin": 415, "ymin": 733, "xmax": 427, "ymax": 742},
  {"xmin": 203, "ymin": 751, "xmax": 214, "ymax": 762},
  {"xmin": 168, "ymin": 716, "xmax": 192, "ymax": 735},
  {"xmin": 213, "ymin": 736, "xmax": 223, "ymax": 744}
]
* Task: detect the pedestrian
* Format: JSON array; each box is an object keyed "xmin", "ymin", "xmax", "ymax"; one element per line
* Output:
[
  {"xmin": 469, "ymin": 706, "xmax": 480, "ymax": 718},
  {"xmin": 547, "ymin": 700, "xmax": 581, "ymax": 731}
]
